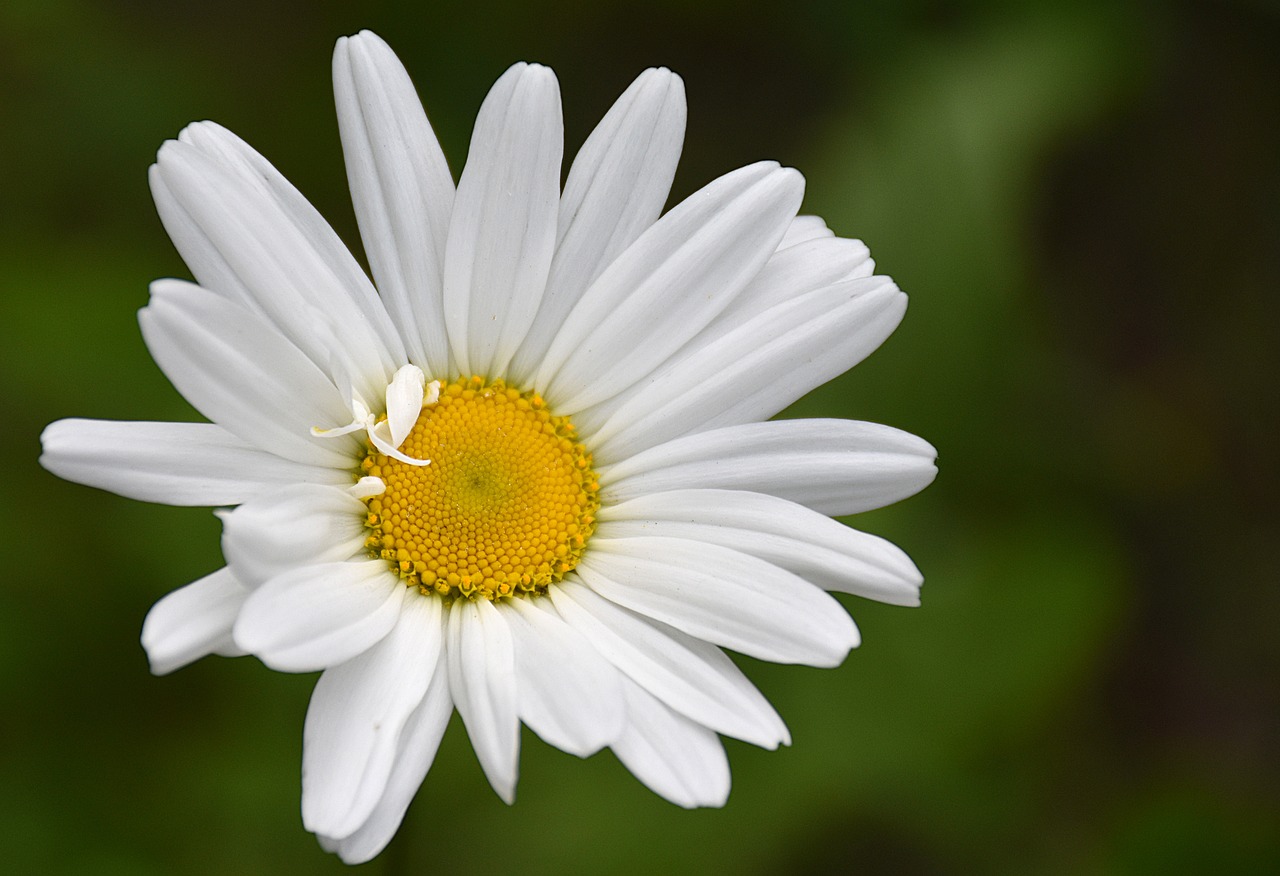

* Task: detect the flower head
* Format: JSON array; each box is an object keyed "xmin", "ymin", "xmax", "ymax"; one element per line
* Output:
[{"xmin": 40, "ymin": 30, "xmax": 936, "ymax": 864}]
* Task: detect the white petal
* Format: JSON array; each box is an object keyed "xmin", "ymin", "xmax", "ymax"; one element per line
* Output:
[
  {"xmin": 152, "ymin": 123, "xmax": 403, "ymax": 401},
  {"xmin": 508, "ymin": 67, "xmax": 685, "ymax": 384},
  {"xmin": 323, "ymin": 663, "xmax": 453, "ymax": 864},
  {"xmin": 39, "ymin": 419, "xmax": 347, "ymax": 507},
  {"xmin": 218, "ymin": 484, "xmax": 369, "ymax": 589},
  {"xmin": 170, "ymin": 122, "xmax": 399, "ymax": 339},
  {"xmin": 599, "ymin": 419, "xmax": 938, "ymax": 517},
  {"xmin": 150, "ymin": 166, "xmax": 254, "ymax": 309},
  {"xmin": 598, "ymin": 489, "xmax": 922, "ymax": 606},
  {"xmin": 139, "ymin": 280, "xmax": 356, "ymax": 469},
  {"xmin": 709, "ymin": 235, "xmax": 875, "ymax": 336},
  {"xmin": 573, "ymin": 241, "xmax": 881, "ymax": 443},
  {"xmin": 611, "ymin": 678, "xmax": 730, "ymax": 808},
  {"xmin": 445, "ymin": 599, "xmax": 519, "ymax": 803},
  {"xmin": 234, "ymin": 561, "xmax": 405, "ymax": 672},
  {"xmin": 302, "ymin": 595, "xmax": 443, "ymax": 840},
  {"xmin": 585, "ymin": 278, "xmax": 906, "ymax": 461},
  {"xmin": 141, "ymin": 567, "xmax": 250, "ymax": 675},
  {"xmin": 550, "ymin": 579, "xmax": 788, "ymax": 747},
  {"xmin": 577, "ymin": 536, "xmax": 859, "ymax": 666},
  {"xmin": 384, "ymin": 364, "xmax": 426, "ymax": 449},
  {"xmin": 503, "ymin": 597, "xmax": 626, "ymax": 757},
  {"xmin": 778, "ymin": 214, "xmax": 833, "ymax": 248},
  {"xmin": 537, "ymin": 162, "xmax": 805, "ymax": 412},
  {"xmin": 443, "ymin": 63, "xmax": 562, "ymax": 379},
  {"xmin": 333, "ymin": 31, "xmax": 455, "ymax": 376}
]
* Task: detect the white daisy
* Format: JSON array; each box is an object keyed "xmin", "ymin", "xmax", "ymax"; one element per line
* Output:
[{"xmin": 40, "ymin": 30, "xmax": 936, "ymax": 864}]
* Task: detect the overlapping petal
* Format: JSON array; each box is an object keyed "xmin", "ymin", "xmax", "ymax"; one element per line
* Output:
[
  {"xmin": 711, "ymin": 234, "xmax": 875, "ymax": 332},
  {"xmin": 319, "ymin": 666, "xmax": 453, "ymax": 864},
  {"xmin": 139, "ymin": 280, "xmax": 356, "ymax": 469},
  {"xmin": 302, "ymin": 595, "xmax": 444, "ymax": 841},
  {"xmin": 443, "ymin": 62, "xmax": 563, "ymax": 379},
  {"xmin": 334, "ymin": 30, "xmax": 455, "ymax": 376},
  {"xmin": 151, "ymin": 123, "xmax": 403, "ymax": 402},
  {"xmin": 508, "ymin": 66, "xmax": 686, "ymax": 384},
  {"xmin": 446, "ymin": 598, "xmax": 519, "ymax": 802},
  {"xmin": 581, "ymin": 277, "xmax": 906, "ymax": 460},
  {"xmin": 611, "ymin": 678, "xmax": 731, "ymax": 808},
  {"xmin": 233, "ymin": 561, "xmax": 406, "ymax": 672},
  {"xmin": 550, "ymin": 580, "xmax": 789, "ymax": 747},
  {"xmin": 778, "ymin": 214, "xmax": 834, "ymax": 248},
  {"xmin": 39, "ymin": 419, "xmax": 348, "ymax": 506},
  {"xmin": 141, "ymin": 567, "xmax": 250, "ymax": 675},
  {"xmin": 598, "ymin": 489, "xmax": 923, "ymax": 605},
  {"xmin": 577, "ymin": 536, "xmax": 860, "ymax": 666},
  {"xmin": 535, "ymin": 161, "xmax": 804, "ymax": 411},
  {"xmin": 219, "ymin": 484, "xmax": 369, "ymax": 588},
  {"xmin": 599, "ymin": 418, "xmax": 938, "ymax": 516},
  {"xmin": 504, "ymin": 597, "xmax": 626, "ymax": 756}
]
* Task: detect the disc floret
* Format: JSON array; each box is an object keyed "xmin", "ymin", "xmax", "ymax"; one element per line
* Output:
[{"xmin": 360, "ymin": 375, "xmax": 599, "ymax": 601}]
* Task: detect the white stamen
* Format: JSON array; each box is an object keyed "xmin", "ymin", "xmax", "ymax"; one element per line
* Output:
[
  {"xmin": 309, "ymin": 366, "xmax": 440, "ymax": 467},
  {"xmin": 368, "ymin": 419, "xmax": 431, "ymax": 467},
  {"xmin": 386, "ymin": 365, "xmax": 429, "ymax": 448},
  {"xmin": 423, "ymin": 378, "xmax": 441, "ymax": 407},
  {"xmin": 309, "ymin": 420, "xmax": 367, "ymax": 438}
]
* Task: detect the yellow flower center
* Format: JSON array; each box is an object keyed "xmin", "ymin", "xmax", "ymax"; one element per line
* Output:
[{"xmin": 360, "ymin": 376, "xmax": 599, "ymax": 601}]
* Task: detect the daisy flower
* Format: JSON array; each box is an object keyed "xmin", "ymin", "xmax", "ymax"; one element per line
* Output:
[{"xmin": 40, "ymin": 30, "xmax": 936, "ymax": 863}]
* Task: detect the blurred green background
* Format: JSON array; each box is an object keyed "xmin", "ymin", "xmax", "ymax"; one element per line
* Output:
[{"xmin": 3, "ymin": 0, "xmax": 1277, "ymax": 873}]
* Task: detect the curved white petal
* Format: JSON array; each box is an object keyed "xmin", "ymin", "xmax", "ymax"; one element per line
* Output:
[
  {"xmin": 443, "ymin": 63, "xmax": 563, "ymax": 379},
  {"xmin": 302, "ymin": 595, "xmax": 444, "ymax": 841},
  {"xmin": 508, "ymin": 67, "xmax": 685, "ymax": 384},
  {"xmin": 504, "ymin": 597, "xmax": 626, "ymax": 757},
  {"xmin": 537, "ymin": 162, "xmax": 804, "ymax": 412},
  {"xmin": 550, "ymin": 579, "xmax": 788, "ymax": 747},
  {"xmin": 152, "ymin": 123, "xmax": 403, "ymax": 401},
  {"xmin": 383, "ymin": 364, "xmax": 427, "ymax": 449},
  {"xmin": 39, "ymin": 419, "xmax": 347, "ymax": 507},
  {"xmin": 321, "ymin": 662, "xmax": 453, "ymax": 864},
  {"xmin": 141, "ymin": 567, "xmax": 250, "ymax": 675},
  {"xmin": 577, "ymin": 536, "xmax": 859, "ymax": 667},
  {"xmin": 585, "ymin": 279, "xmax": 906, "ymax": 461},
  {"xmin": 219, "ymin": 484, "xmax": 369, "ymax": 589},
  {"xmin": 334, "ymin": 31, "xmax": 455, "ymax": 376},
  {"xmin": 598, "ymin": 489, "xmax": 922, "ymax": 606},
  {"xmin": 778, "ymin": 214, "xmax": 834, "ymax": 248},
  {"xmin": 234, "ymin": 561, "xmax": 405, "ymax": 672},
  {"xmin": 599, "ymin": 419, "xmax": 938, "ymax": 517},
  {"xmin": 150, "ymin": 166, "xmax": 254, "ymax": 309},
  {"xmin": 574, "ymin": 240, "xmax": 881, "ymax": 442},
  {"xmin": 139, "ymin": 280, "xmax": 356, "ymax": 469},
  {"xmin": 708, "ymin": 234, "xmax": 875, "ymax": 336},
  {"xmin": 446, "ymin": 598, "xmax": 519, "ymax": 803},
  {"xmin": 611, "ymin": 678, "xmax": 730, "ymax": 808}
]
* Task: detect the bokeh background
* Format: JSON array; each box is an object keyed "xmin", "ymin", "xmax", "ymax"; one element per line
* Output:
[{"xmin": 3, "ymin": 0, "xmax": 1277, "ymax": 873}]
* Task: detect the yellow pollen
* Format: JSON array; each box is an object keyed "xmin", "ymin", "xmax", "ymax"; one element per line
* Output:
[{"xmin": 360, "ymin": 376, "xmax": 599, "ymax": 602}]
